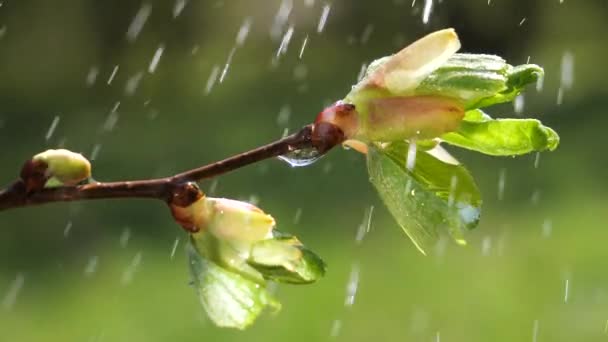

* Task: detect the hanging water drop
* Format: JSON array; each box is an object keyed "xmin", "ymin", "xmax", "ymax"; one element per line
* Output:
[{"xmin": 278, "ymin": 146, "xmax": 323, "ymax": 167}]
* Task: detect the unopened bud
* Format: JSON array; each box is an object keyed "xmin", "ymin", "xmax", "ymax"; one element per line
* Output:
[{"xmin": 21, "ymin": 149, "xmax": 91, "ymax": 192}]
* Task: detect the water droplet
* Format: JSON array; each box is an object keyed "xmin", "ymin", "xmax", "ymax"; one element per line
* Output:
[
  {"xmin": 148, "ymin": 44, "xmax": 165, "ymax": 74},
  {"xmin": 317, "ymin": 4, "xmax": 331, "ymax": 33},
  {"xmin": 107, "ymin": 65, "xmax": 119, "ymax": 85},
  {"xmin": 293, "ymin": 208, "xmax": 303, "ymax": 224},
  {"xmin": 235, "ymin": 17, "xmax": 252, "ymax": 46},
  {"xmin": 532, "ymin": 319, "xmax": 539, "ymax": 342},
  {"xmin": 519, "ymin": 17, "xmax": 527, "ymax": 26},
  {"xmin": 204, "ymin": 65, "xmax": 220, "ymax": 95},
  {"xmin": 330, "ymin": 319, "xmax": 342, "ymax": 337},
  {"xmin": 45, "ymin": 115, "xmax": 60, "ymax": 141},
  {"xmin": 536, "ymin": 73, "xmax": 544, "ymax": 92},
  {"xmin": 481, "ymin": 236, "xmax": 492, "ymax": 256},
  {"xmin": 357, "ymin": 62, "xmax": 368, "ymax": 82},
  {"xmin": 533, "ymin": 152, "xmax": 541, "ymax": 168},
  {"xmin": 406, "ymin": 140, "xmax": 417, "ymax": 171},
  {"xmin": 121, "ymin": 251, "xmax": 143, "ymax": 285},
  {"xmin": 84, "ymin": 256, "xmax": 99, "ymax": 277},
  {"xmin": 126, "ymin": 4, "xmax": 152, "ymax": 42},
  {"xmin": 2, "ymin": 273, "xmax": 25, "ymax": 311},
  {"xmin": 86, "ymin": 66, "xmax": 99, "ymax": 86},
  {"xmin": 276, "ymin": 25, "xmax": 294, "ymax": 58},
  {"xmin": 170, "ymin": 237, "xmax": 180, "ymax": 260},
  {"xmin": 299, "ymin": 35, "xmax": 308, "ymax": 59},
  {"xmin": 125, "ymin": 71, "xmax": 144, "ymax": 96},
  {"xmin": 63, "ymin": 221, "xmax": 73, "ymax": 237},
  {"xmin": 90, "ymin": 143, "xmax": 102, "ymax": 161},
  {"xmin": 173, "ymin": 0, "xmax": 188, "ymax": 18},
  {"xmin": 355, "ymin": 206, "xmax": 374, "ymax": 243},
  {"xmin": 276, "ymin": 105, "xmax": 291, "ymax": 126},
  {"xmin": 497, "ymin": 168, "xmax": 506, "ymax": 201},
  {"xmin": 541, "ymin": 218, "xmax": 552, "ymax": 238},
  {"xmin": 422, "ymin": 0, "xmax": 433, "ymax": 24},
  {"xmin": 219, "ymin": 47, "xmax": 236, "ymax": 83},
  {"xmin": 344, "ymin": 263, "xmax": 359, "ymax": 306},
  {"xmin": 514, "ymin": 94, "xmax": 525, "ymax": 114},
  {"xmin": 360, "ymin": 24, "xmax": 374, "ymax": 44},
  {"xmin": 119, "ymin": 227, "xmax": 131, "ymax": 248},
  {"xmin": 270, "ymin": 0, "xmax": 292, "ymax": 40},
  {"xmin": 560, "ymin": 51, "xmax": 574, "ymax": 90},
  {"xmin": 564, "ymin": 278, "xmax": 570, "ymax": 303},
  {"xmin": 278, "ymin": 147, "xmax": 323, "ymax": 167}
]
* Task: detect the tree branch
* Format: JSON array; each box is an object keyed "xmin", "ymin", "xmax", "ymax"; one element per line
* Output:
[{"xmin": 0, "ymin": 125, "xmax": 314, "ymax": 212}]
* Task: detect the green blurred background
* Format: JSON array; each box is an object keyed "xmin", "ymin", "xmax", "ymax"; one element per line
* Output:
[{"xmin": 1, "ymin": 0, "xmax": 607, "ymax": 341}]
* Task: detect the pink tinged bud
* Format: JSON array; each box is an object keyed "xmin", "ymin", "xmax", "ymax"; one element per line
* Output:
[
  {"xmin": 360, "ymin": 96, "xmax": 464, "ymax": 141},
  {"xmin": 314, "ymin": 101, "xmax": 359, "ymax": 139},
  {"xmin": 364, "ymin": 29, "xmax": 461, "ymax": 94}
]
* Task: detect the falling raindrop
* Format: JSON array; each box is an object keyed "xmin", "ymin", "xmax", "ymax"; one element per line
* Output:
[
  {"xmin": 219, "ymin": 47, "xmax": 236, "ymax": 83},
  {"xmin": 355, "ymin": 205, "xmax": 374, "ymax": 243},
  {"xmin": 0, "ymin": 25, "xmax": 6, "ymax": 39},
  {"xmin": 278, "ymin": 147, "xmax": 323, "ymax": 167},
  {"xmin": 406, "ymin": 140, "xmax": 417, "ymax": 171},
  {"xmin": 541, "ymin": 218, "xmax": 552, "ymax": 238},
  {"xmin": 356, "ymin": 63, "xmax": 368, "ymax": 82},
  {"xmin": 121, "ymin": 251, "xmax": 143, "ymax": 285},
  {"xmin": 107, "ymin": 65, "xmax": 119, "ymax": 85},
  {"xmin": 317, "ymin": 4, "xmax": 331, "ymax": 33},
  {"xmin": 170, "ymin": 237, "xmax": 180, "ymax": 260},
  {"xmin": 436, "ymin": 331, "xmax": 441, "ymax": 342},
  {"xmin": 532, "ymin": 319, "xmax": 539, "ymax": 342},
  {"xmin": 276, "ymin": 105, "xmax": 291, "ymax": 126},
  {"xmin": 90, "ymin": 143, "xmax": 102, "ymax": 161},
  {"xmin": 125, "ymin": 71, "xmax": 144, "ymax": 96},
  {"xmin": 533, "ymin": 152, "xmax": 541, "ymax": 168},
  {"xmin": 514, "ymin": 94, "xmax": 525, "ymax": 114},
  {"xmin": 293, "ymin": 208, "xmax": 303, "ymax": 224},
  {"xmin": 45, "ymin": 115, "xmax": 60, "ymax": 141},
  {"xmin": 298, "ymin": 35, "xmax": 309, "ymax": 59},
  {"xmin": 271, "ymin": 0, "xmax": 292, "ymax": 40},
  {"xmin": 556, "ymin": 87, "xmax": 564, "ymax": 105},
  {"xmin": 360, "ymin": 24, "xmax": 374, "ymax": 44},
  {"xmin": 204, "ymin": 65, "xmax": 220, "ymax": 95},
  {"xmin": 173, "ymin": 0, "xmax": 188, "ymax": 18},
  {"xmin": 63, "ymin": 220, "xmax": 73, "ymax": 237},
  {"xmin": 86, "ymin": 66, "xmax": 99, "ymax": 86},
  {"xmin": 119, "ymin": 227, "xmax": 131, "ymax": 248},
  {"xmin": 497, "ymin": 168, "xmax": 506, "ymax": 201},
  {"xmin": 235, "ymin": 17, "xmax": 252, "ymax": 46},
  {"xmin": 536, "ymin": 73, "xmax": 544, "ymax": 92},
  {"xmin": 84, "ymin": 256, "xmax": 99, "ymax": 277},
  {"xmin": 208, "ymin": 179, "xmax": 219, "ymax": 195},
  {"xmin": 564, "ymin": 278, "xmax": 570, "ymax": 303},
  {"xmin": 560, "ymin": 51, "xmax": 574, "ymax": 90},
  {"xmin": 344, "ymin": 263, "xmax": 360, "ymax": 306},
  {"xmin": 103, "ymin": 103, "xmax": 120, "ymax": 132},
  {"xmin": 148, "ymin": 44, "xmax": 165, "ymax": 73},
  {"xmin": 422, "ymin": 0, "xmax": 433, "ymax": 24},
  {"xmin": 126, "ymin": 3, "xmax": 152, "ymax": 42},
  {"xmin": 276, "ymin": 25, "xmax": 294, "ymax": 58},
  {"xmin": 293, "ymin": 64, "xmax": 308, "ymax": 81},
  {"xmin": 530, "ymin": 189, "xmax": 541, "ymax": 205},
  {"xmin": 519, "ymin": 17, "xmax": 527, "ymax": 26},
  {"xmin": 2, "ymin": 273, "xmax": 25, "ymax": 311},
  {"xmin": 481, "ymin": 236, "xmax": 492, "ymax": 256},
  {"xmin": 330, "ymin": 319, "xmax": 342, "ymax": 338}
]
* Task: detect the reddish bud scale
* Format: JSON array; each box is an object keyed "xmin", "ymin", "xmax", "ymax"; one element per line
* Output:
[{"xmin": 20, "ymin": 159, "xmax": 49, "ymax": 193}]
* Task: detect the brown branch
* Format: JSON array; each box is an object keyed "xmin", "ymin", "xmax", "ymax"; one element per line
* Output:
[{"xmin": 0, "ymin": 125, "xmax": 315, "ymax": 212}]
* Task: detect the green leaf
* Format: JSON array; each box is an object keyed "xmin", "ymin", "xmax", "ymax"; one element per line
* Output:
[
  {"xmin": 248, "ymin": 231, "xmax": 326, "ymax": 284},
  {"xmin": 187, "ymin": 241, "xmax": 279, "ymax": 330},
  {"xmin": 367, "ymin": 142, "xmax": 481, "ymax": 254},
  {"xmin": 416, "ymin": 54, "xmax": 543, "ymax": 109},
  {"xmin": 441, "ymin": 110, "xmax": 560, "ymax": 156}
]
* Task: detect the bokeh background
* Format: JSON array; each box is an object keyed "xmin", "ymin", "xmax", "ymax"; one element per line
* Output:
[{"xmin": 1, "ymin": 0, "xmax": 607, "ymax": 341}]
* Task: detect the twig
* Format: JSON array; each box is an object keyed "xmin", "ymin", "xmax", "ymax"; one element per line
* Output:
[{"xmin": 0, "ymin": 125, "xmax": 314, "ymax": 212}]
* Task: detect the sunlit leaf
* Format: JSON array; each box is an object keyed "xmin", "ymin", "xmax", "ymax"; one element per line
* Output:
[
  {"xmin": 248, "ymin": 231, "xmax": 326, "ymax": 284},
  {"xmin": 416, "ymin": 54, "xmax": 543, "ymax": 109},
  {"xmin": 441, "ymin": 110, "xmax": 560, "ymax": 156},
  {"xmin": 367, "ymin": 142, "xmax": 481, "ymax": 254},
  {"xmin": 187, "ymin": 241, "xmax": 279, "ymax": 330}
]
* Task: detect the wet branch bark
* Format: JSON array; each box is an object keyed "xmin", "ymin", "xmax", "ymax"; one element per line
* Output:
[{"xmin": 0, "ymin": 125, "xmax": 314, "ymax": 212}]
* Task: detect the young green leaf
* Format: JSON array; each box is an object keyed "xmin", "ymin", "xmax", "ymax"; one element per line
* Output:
[
  {"xmin": 187, "ymin": 242, "xmax": 279, "ymax": 330},
  {"xmin": 441, "ymin": 110, "xmax": 559, "ymax": 156},
  {"xmin": 367, "ymin": 142, "xmax": 481, "ymax": 254},
  {"xmin": 248, "ymin": 231, "xmax": 326, "ymax": 284},
  {"xmin": 416, "ymin": 54, "xmax": 543, "ymax": 109}
]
